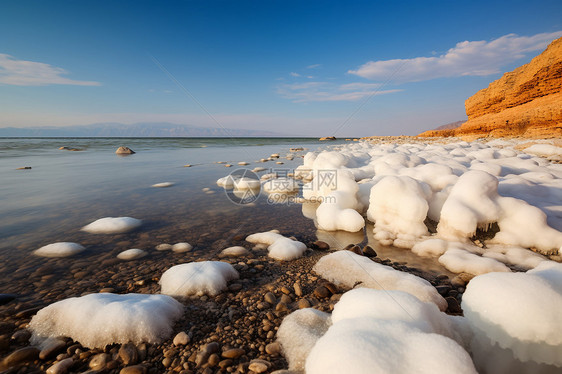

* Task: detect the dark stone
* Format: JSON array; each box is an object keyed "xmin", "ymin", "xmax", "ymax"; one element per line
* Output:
[
  {"xmin": 15, "ymin": 307, "xmax": 41, "ymax": 319},
  {"xmin": 446, "ymin": 296, "xmax": 463, "ymax": 314},
  {"xmin": 313, "ymin": 286, "xmax": 331, "ymax": 299},
  {"xmin": 311, "ymin": 241, "xmax": 330, "ymax": 250},
  {"xmin": 0, "ymin": 294, "xmax": 17, "ymax": 306},
  {"xmin": 362, "ymin": 245, "xmax": 377, "ymax": 257},
  {"xmin": 436, "ymin": 285, "xmax": 451, "ymax": 295},
  {"xmin": 39, "ymin": 338, "xmax": 67, "ymax": 360},
  {"xmin": 119, "ymin": 343, "xmax": 139, "ymax": 365},
  {"xmin": 344, "ymin": 244, "xmax": 363, "ymax": 256},
  {"xmin": 1, "ymin": 347, "xmax": 40, "ymax": 368}
]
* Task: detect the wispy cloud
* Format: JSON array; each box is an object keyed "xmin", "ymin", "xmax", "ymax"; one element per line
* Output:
[
  {"xmin": 0, "ymin": 54, "xmax": 101, "ymax": 86},
  {"xmin": 349, "ymin": 31, "xmax": 562, "ymax": 82},
  {"xmin": 307, "ymin": 64, "xmax": 321, "ymax": 69},
  {"xmin": 290, "ymin": 72, "xmax": 301, "ymax": 77},
  {"xmin": 277, "ymin": 81, "xmax": 401, "ymax": 102}
]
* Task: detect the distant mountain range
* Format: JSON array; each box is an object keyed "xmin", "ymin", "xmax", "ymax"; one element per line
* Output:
[
  {"xmin": 0, "ymin": 122, "xmax": 285, "ymax": 137},
  {"xmin": 432, "ymin": 120, "xmax": 465, "ymax": 131}
]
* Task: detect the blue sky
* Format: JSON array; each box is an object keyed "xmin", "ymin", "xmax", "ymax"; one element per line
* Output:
[{"xmin": 1, "ymin": 0, "xmax": 561, "ymax": 136}]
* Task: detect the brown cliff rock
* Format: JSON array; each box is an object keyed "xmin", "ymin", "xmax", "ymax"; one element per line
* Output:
[{"xmin": 419, "ymin": 37, "xmax": 562, "ymax": 139}]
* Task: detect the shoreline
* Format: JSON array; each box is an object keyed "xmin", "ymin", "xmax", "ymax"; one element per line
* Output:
[{"xmin": 1, "ymin": 136, "xmax": 561, "ymax": 373}]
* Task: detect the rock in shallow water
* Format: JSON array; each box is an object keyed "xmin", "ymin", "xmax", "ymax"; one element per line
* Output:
[{"xmin": 115, "ymin": 146, "xmax": 135, "ymax": 154}]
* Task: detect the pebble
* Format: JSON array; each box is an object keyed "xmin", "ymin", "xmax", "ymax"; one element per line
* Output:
[
  {"xmin": 248, "ymin": 359, "xmax": 272, "ymax": 373},
  {"xmin": 344, "ymin": 244, "xmax": 363, "ymax": 256},
  {"xmin": 89, "ymin": 353, "xmax": 110, "ymax": 371},
  {"xmin": 362, "ymin": 245, "xmax": 377, "ymax": 257},
  {"xmin": 265, "ymin": 342, "xmax": 281, "ymax": 356},
  {"xmin": 119, "ymin": 343, "xmax": 139, "ymax": 365},
  {"xmin": 221, "ymin": 348, "xmax": 245, "ymax": 359},
  {"xmin": 119, "ymin": 365, "xmax": 147, "ymax": 374},
  {"xmin": 46, "ymin": 358, "xmax": 73, "ymax": 374},
  {"xmin": 156, "ymin": 243, "xmax": 173, "ymax": 251},
  {"xmin": 39, "ymin": 338, "xmax": 67, "ymax": 360},
  {"xmin": 293, "ymin": 282, "xmax": 302, "ymax": 297},
  {"xmin": 264, "ymin": 292, "xmax": 277, "ymax": 304},
  {"xmin": 298, "ymin": 299, "xmax": 311, "ymax": 309},
  {"xmin": 115, "ymin": 146, "xmax": 135, "ymax": 154},
  {"xmin": 446, "ymin": 296, "xmax": 463, "ymax": 314},
  {"xmin": 1, "ymin": 347, "xmax": 40, "ymax": 368},
  {"xmin": 313, "ymin": 285, "xmax": 331, "ymax": 298},
  {"xmin": 311, "ymin": 240, "xmax": 330, "ymax": 250},
  {"xmin": 11, "ymin": 329, "xmax": 31, "ymax": 344},
  {"xmin": 173, "ymin": 331, "xmax": 190, "ymax": 346},
  {"xmin": 280, "ymin": 286, "xmax": 291, "ymax": 295},
  {"xmin": 207, "ymin": 353, "xmax": 220, "ymax": 366}
]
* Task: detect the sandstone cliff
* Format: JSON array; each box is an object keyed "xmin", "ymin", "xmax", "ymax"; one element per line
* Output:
[{"xmin": 419, "ymin": 37, "xmax": 562, "ymax": 138}]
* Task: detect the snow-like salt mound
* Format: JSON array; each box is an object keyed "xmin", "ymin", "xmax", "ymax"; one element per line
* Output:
[
  {"xmin": 277, "ymin": 308, "xmax": 331, "ymax": 370},
  {"xmin": 462, "ymin": 261, "xmax": 562, "ymax": 372},
  {"xmin": 367, "ymin": 175, "xmax": 430, "ymax": 248},
  {"xmin": 439, "ymin": 248, "xmax": 511, "ymax": 275},
  {"xmin": 34, "ymin": 242, "xmax": 85, "ymax": 258},
  {"xmin": 293, "ymin": 139, "xmax": 562, "ymax": 266},
  {"xmin": 305, "ymin": 317, "xmax": 476, "ymax": 374},
  {"xmin": 172, "ymin": 242, "xmax": 192, "ymax": 252},
  {"xmin": 234, "ymin": 177, "xmax": 260, "ymax": 190},
  {"xmin": 216, "ymin": 175, "xmax": 235, "ymax": 189},
  {"xmin": 117, "ymin": 248, "xmax": 147, "ymax": 260},
  {"xmin": 160, "ymin": 261, "xmax": 239, "ymax": 297},
  {"xmin": 29, "ymin": 293, "xmax": 183, "ymax": 348},
  {"xmin": 262, "ymin": 177, "xmax": 299, "ymax": 194},
  {"xmin": 278, "ymin": 288, "xmax": 475, "ymax": 374},
  {"xmin": 331, "ymin": 288, "xmax": 463, "ymax": 343},
  {"xmin": 246, "ymin": 230, "xmax": 307, "ymax": 261},
  {"xmin": 151, "ymin": 182, "xmax": 174, "ymax": 188},
  {"xmin": 524, "ymin": 144, "xmax": 562, "ymax": 161},
  {"xmin": 81, "ymin": 217, "xmax": 142, "ymax": 234},
  {"xmin": 220, "ymin": 246, "xmax": 249, "ymax": 257},
  {"xmin": 313, "ymin": 251, "xmax": 447, "ymax": 310}
]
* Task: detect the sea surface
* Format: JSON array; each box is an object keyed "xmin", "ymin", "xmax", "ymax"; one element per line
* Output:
[{"xmin": 0, "ymin": 137, "xmax": 452, "ymax": 289}]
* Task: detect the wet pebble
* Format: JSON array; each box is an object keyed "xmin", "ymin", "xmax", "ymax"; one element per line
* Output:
[
  {"xmin": 46, "ymin": 358, "xmax": 73, "ymax": 374},
  {"xmin": 39, "ymin": 338, "xmax": 67, "ymax": 360},
  {"xmin": 173, "ymin": 331, "xmax": 190, "ymax": 346}
]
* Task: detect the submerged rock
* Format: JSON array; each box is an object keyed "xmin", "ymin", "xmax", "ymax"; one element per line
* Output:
[{"xmin": 115, "ymin": 146, "xmax": 135, "ymax": 154}]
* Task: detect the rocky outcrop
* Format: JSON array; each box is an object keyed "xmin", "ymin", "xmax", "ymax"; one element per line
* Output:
[{"xmin": 420, "ymin": 37, "xmax": 562, "ymax": 138}]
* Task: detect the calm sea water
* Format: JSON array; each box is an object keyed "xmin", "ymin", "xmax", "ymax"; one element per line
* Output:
[{"xmin": 0, "ymin": 137, "xmax": 338, "ymax": 251}]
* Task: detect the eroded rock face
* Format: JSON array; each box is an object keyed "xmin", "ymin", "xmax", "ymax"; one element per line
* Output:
[{"xmin": 420, "ymin": 37, "xmax": 562, "ymax": 139}]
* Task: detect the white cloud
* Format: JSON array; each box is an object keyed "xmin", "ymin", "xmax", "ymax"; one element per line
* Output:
[
  {"xmin": 0, "ymin": 54, "xmax": 101, "ymax": 86},
  {"xmin": 290, "ymin": 72, "xmax": 301, "ymax": 77},
  {"xmin": 307, "ymin": 64, "xmax": 322, "ymax": 69},
  {"xmin": 277, "ymin": 81, "xmax": 401, "ymax": 102},
  {"xmin": 349, "ymin": 31, "xmax": 562, "ymax": 82}
]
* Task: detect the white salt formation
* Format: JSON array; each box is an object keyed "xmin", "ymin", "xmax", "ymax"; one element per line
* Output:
[
  {"xmin": 34, "ymin": 242, "xmax": 85, "ymax": 258},
  {"xmin": 262, "ymin": 177, "xmax": 299, "ymax": 194},
  {"xmin": 160, "ymin": 261, "xmax": 239, "ymax": 297},
  {"xmin": 523, "ymin": 143, "xmax": 562, "ymax": 161},
  {"xmin": 220, "ymin": 246, "xmax": 249, "ymax": 257},
  {"xmin": 278, "ymin": 289, "xmax": 476, "ymax": 374},
  {"xmin": 462, "ymin": 261, "xmax": 562, "ymax": 373},
  {"xmin": 277, "ymin": 308, "xmax": 331, "ymax": 370},
  {"xmin": 117, "ymin": 248, "xmax": 147, "ymax": 260},
  {"xmin": 246, "ymin": 230, "xmax": 307, "ymax": 261},
  {"xmin": 81, "ymin": 217, "xmax": 142, "ymax": 234},
  {"xmin": 29, "ymin": 293, "xmax": 183, "ymax": 348},
  {"xmin": 172, "ymin": 242, "xmax": 192, "ymax": 252},
  {"xmin": 293, "ymin": 138, "xmax": 562, "ymax": 271},
  {"xmin": 313, "ymin": 251, "xmax": 447, "ymax": 310},
  {"xmin": 151, "ymin": 182, "xmax": 174, "ymax": 188}
]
